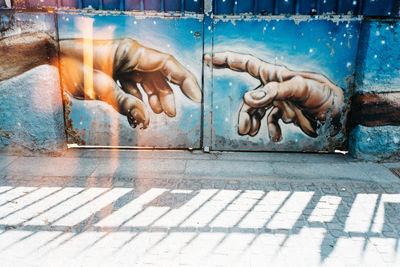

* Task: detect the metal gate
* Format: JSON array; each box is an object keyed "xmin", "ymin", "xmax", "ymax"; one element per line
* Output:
[
  {"xmin": 11, "ymin": 0, "xmax": 394, "ymax": 151},
  {"xmin": 205, "ymin": 0, "xmax": 397, "ymax": 152},
  {"xmin": 57, "ymin": 2, "xmax": 204, "ymax": 148}
]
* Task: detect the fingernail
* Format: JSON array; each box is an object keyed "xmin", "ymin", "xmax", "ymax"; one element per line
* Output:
[
  {"xmin": 269, "ymin": 130, "xmax": 281, "ymax": 142},
  {"xmin": 204, "ymin": 54, "xmax": 211, "ymax": 65},
  {"xmin": 250, "ymin": 90, "xmax": 266, "ymax": 100}
]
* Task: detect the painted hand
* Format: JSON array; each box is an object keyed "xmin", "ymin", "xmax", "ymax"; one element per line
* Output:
[
  {"xmin": 205, "ymin": 52, "xmax": 344, "ymax": 142},
  {"xmin": 60, "ymin": 38, "xmax": 202, "ymax": 129}
]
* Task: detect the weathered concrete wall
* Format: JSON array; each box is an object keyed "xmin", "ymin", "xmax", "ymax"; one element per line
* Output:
[
  {"xmin": 350, "ymin": 19, "xmax": 400, "ymax": 160},
  {"xmin": 0, "ymin": 12, "xmax": 66, "ymax": 154}
]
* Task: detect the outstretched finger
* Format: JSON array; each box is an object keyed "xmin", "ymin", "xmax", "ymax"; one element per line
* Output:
[
  {"xmin": 160, "ymin": 56, "xmax": 202, "ymax": 103},
  {"xmin": 204, "ymin": 52, "xmax": 291, "ymax": 84}
]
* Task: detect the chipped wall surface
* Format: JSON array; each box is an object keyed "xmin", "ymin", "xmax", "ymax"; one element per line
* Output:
[
  {"xmin": 350, "ymin": 20, "xmax": 400, "ymax": 160},
  {"xmin": 0, "ymin": 12, "xmax": 66, "ymax": 153},
  {"xmin": 350, "ymin": 125, "xmax": 400, "ymax": 161}
]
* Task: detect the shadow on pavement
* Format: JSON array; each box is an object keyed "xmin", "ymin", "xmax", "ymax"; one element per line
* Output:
[{"xmin": 0, "ymin": 171, "xmax": 399, "ymax": 266}]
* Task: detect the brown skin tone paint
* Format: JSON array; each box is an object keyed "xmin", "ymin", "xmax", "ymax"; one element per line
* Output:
[
  {"xmin": 0, "ymin": 32, "xmax": 202, "ymax": 129},
  {"xmin": 205, "ymin": 52, "xmax": 344, "ymax": 141},
  {"xmin": 2, "ymin": 32, "xmax": 398, "ymax": 141}
]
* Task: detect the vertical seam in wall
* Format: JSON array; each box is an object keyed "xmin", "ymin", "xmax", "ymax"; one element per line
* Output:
[
  {"xmin": 346, "ymin": 16, "xmax": 366, "ymax": 148},
  {"xmin": 337, "ymin": 0, "xmax": 342, "ymax": 14},
  {"xmin": 210, "ymin": 14, "xmax": 214, "ymax": 150},
  {"xmin": 54, "ymin": 11, "xmax": 69, "ymax": 146},
  {"xmin": 352, "ymin": 18, "xmax": 368, "ymax": 97},
  {"xmin": 358, "ymin": 0, "xmax": 364, "ymax": 15},
  {"xmin": 160, "ymin": 0, "xmax": 164, "ymax": 12},
  {"xmin": 200, "ymin": 12, "xmax": 205, "ymax": 149}
]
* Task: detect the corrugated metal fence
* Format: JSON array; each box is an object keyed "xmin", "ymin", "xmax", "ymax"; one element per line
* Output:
[
  {"xmin": 1, "ymin": 0, "xmax": 204, "ymax": 12},
  {"xmin": 213, "ymin": 0, "xmax": 399, "ymax": 16},
  {"xmin": 1, "ymin": 0, "xmax": 399, "ymax": 16}
]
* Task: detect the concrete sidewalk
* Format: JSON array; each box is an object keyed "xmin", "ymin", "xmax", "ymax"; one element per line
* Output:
[
  {"xmin": 2, "ymin": 149, "xmax": 400, "ymax": 183},
  {"xmin": 0, "ymin": 149, "xmax": 400, "ymax": 266}
]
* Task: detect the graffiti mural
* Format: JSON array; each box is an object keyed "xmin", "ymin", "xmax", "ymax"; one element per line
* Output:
[
  {"xmin": 1, "ymin": 6, "xmax": 399, "ymax": 155},
  {"xmin": 58, "ymin": 13, "xmax": 203, "ymax": 147},
  {"xmin": 209, "ymin": 17, "xmax": 361, "ymax": 151},
  {"xmin": 205, "ymin": 52, "xmax": 344, "ymax": 141},
  {"xmin": 60, "ymin": 37, "xmax": 202, "ymax": 127},
  {"xmin": 0, "ymin": 12, "xmax": 203, "ymax": 149}
]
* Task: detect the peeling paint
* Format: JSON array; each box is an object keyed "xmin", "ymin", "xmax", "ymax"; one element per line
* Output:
[{"xmin": 213, "ymin": 14, "xmax": 362, "ymax": 25}]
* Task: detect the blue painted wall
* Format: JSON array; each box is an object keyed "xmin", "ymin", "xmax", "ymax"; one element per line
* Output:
[
  {"xmin": 350, "ymin": 19, "xmax": 400, "ymax": 160},
  {"xmin": 355, "ymin": 20, "xmax": 400, "ymax": 94}
]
